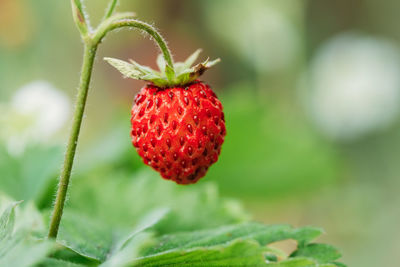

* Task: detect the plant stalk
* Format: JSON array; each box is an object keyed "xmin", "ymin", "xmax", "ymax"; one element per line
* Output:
[
  {"xmin": 48, "ymin": 1, "xmax": 174, "ymax": 240},
  {"xmin": 93, "ymin": 18, "xmax": 174, "ymax": 68},
  {"xmin": 48, "ymin": 44, "xmax": 97, "ymax": 239},
  {"xmin": 103, "ymin": 0, "xmax": 119, "ymax": 20}
]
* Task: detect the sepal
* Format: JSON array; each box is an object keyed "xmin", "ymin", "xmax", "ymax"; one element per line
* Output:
[{"xmin": 104, "ymin": 50, "xmax": 219, "ymax": 88}]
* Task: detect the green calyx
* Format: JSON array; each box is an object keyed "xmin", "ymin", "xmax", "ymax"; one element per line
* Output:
[{"xmin": 104, "ymin": 49, "xmax": 220, "ymax": 88}]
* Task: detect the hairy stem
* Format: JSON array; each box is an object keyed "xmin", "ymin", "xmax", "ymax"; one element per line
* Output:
[
  {"xmin": 70, "ymin": 0, "xmax": 89, "ymax": 37},
  {"xmin": 93, "ymin": 17, "xmax": 174, "ymax": 68},
  {"xmin": 48, "ymin": 6, "xmax": 173, "ymax": 240},
  {"xmin": 103, "ymin": 0, "xmax": 119, "ymax": 20},
  {"xmin": 47, "ymin": 44, "xmax": 97, "ymax": 238}
]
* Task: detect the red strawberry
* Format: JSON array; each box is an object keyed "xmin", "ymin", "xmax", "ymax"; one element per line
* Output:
[
  {"xmin": 105, "ymin": 50, "xmax": 224, "ymax": 184},
  {"xmin": 130, "ymin": 82, "xmax": 226, "ymax": 184}
]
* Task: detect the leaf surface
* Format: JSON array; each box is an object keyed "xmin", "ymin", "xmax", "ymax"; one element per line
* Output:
[
  {"xmin": 291, "ymin": 244, "xmax": 342, "ymax": 264},
  {"xmin": 142, "ymin": 223, "xmax": 323, "ymax": 256},
  {"xmin": 0, "ymin": 201, "xmax": 52, "ymax": 267},
  {"xmin": 134, "ymin": 240, "xmax": 266, "ymax": 267}
]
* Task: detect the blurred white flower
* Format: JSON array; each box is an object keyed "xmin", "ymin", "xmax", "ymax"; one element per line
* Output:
[
  {"xmin": 205, "ymin": 0, "xmax": 302, "ymax": 72},
  {"xmin": 308, "ymin": 33, "xmax": 400, "ymax": 141},
  {"xmin": 0, "ymin": 81, "xmax": 71, "ymax": 155}
]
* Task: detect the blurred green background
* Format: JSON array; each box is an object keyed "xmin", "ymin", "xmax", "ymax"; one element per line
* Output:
[{"xmin": 2, "ymin": 1, "xmax": 400, "ymax": 266}]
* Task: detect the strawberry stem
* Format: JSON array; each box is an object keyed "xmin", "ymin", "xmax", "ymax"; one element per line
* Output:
[
  {"xmin": 48, "ymin": 44, "xmax": 97, "ymax": 239},
  {"xmin": 70, "ymin": 0, "xmax": 90, "ymax": 38},
  {"xmin": 48, "ymin": 0, "xmax": 174, "ymax": 239},
  {"xmin": 103, "ymin": 0, "xmax": 119, "ymax": 20},
  {"xmin": 93, "ymin": 17, "xmax": 174, "ymax": 70}
]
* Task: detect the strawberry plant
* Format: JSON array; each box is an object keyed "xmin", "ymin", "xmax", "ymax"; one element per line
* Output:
[{"xmin": 0, "ymin": 0, "xmax": 346, "ymax": 266}]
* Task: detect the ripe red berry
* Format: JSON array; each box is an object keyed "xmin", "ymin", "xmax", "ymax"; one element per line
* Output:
[
  {"xmin": 105, "ymin": 49, "xmax": 223, "ymax": 184},
  {"xmin": 131, "ymin": 82, "xmax": 226, "ymax": 184}
]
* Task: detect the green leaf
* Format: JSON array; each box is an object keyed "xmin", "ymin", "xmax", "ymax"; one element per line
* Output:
[
  {"xmin": 63, "ymin": 171, "xmax": 344, "ymax": 266},
  {"xmin": 56, "ymin": 211, "xmax": 113, "ymax": 262},
  {"xmin": 134, "ymin": 240, "xmax": 266, "ymax": 267},
  {"xmin": 291, "ymin": 244, "xmax": 341, "ymax": 264},
  {"xmin": 101, "ymin": 209, "xmax": 169, "ymax": 267},
  {"xmin": 114, "ymin": 208, "xmax": 169, "ymax": 252},
  {"xmin": 0, "ymin": 145, "xmax": 62, "ymax": 205},
  {"xmin": 0, "ymin": 235, "xmax": 52, "ymax": 267},
  {"xmin": 142, "ymin": 223, "xmax": 323, "ymax": 256},
  {"xmin": 0, "ymin": 201, "xmax": 20, "ymax": 241},
  {"xmin": 264, "ymin": 246, "xmax": 287, "ymax": 261},
  {"xmin": 56, "ymin": 208, "xmax": 169, "ymax": 265},
  {"xmin": 0, "ymin": 196, "xmax": 48, "ymax": 236},
  {"xmin": 265, "ymin": 257, "xmax": 336, "ymax": 267},
  {"xmin": 68, "ymin": 172, "xmax": 249, "ymax": 234},
  {"xmin": 135, "ymin": 223, "xmax": 343, "ymax": 266},
  {"xmin": 46, "ymin": 244, "xmax": 99, "ymax": 266},
  {"xmin": 37, "ymin": 258, "xmax": 90, "ymax": 267},
  {"xmin": 291, "ymin": 227, "xmax": 324, "ymax": 248},
  {"xmin": 333, "ymin": 262, "xmax": 347, "ymax": 267},
  {"xmin": 101, "ymin": 232, "xmax": 154, "ymax": 267},
  {"xmin": 0, "ymin": 200, "xmax": 52, "ymax": 267}
]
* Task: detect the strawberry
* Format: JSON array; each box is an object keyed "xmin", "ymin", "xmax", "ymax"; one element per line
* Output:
[{"xmin": 105, "ymin": 50, "xmax": 225, "ymax": 184}]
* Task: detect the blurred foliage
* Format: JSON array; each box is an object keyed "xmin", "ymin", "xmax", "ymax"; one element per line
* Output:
[
  {"xmin": 0, "ymin": 191, "xmax": 345, "ymax": 266},
  {"xmin": 208, "ymin": 87, "xmax": 339, "ymax": 198},
  {"xmin": 68, "ymin": 170, "xmax": 249, "ymax": 233},
  {"xmin": 0, "ymin": 145, "xmax": 63, "ymax": 204},
  {"xmin": 0, "ymin": 147, "xmax": 345, "ymax": 266}
]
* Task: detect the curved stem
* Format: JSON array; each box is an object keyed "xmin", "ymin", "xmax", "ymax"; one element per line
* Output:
[
  {"xmin": 93, "ymin": 18, "xmax": 174, "ymax": 69},
  {"xmin": 48, "ymin": 6, "xmax": 174, "ymax": 240},
  {"xmin": 47, "ymin": 44, "xmax": 97, "ymax": 238}
]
